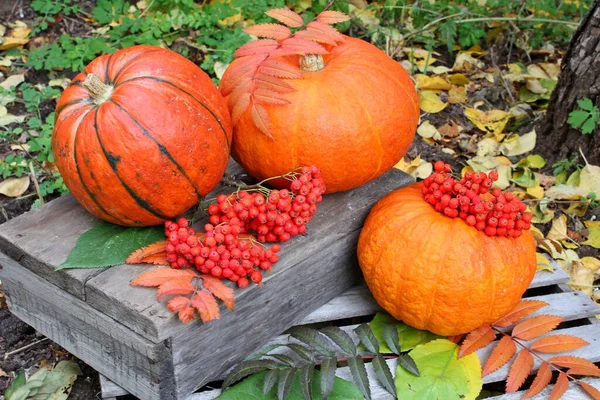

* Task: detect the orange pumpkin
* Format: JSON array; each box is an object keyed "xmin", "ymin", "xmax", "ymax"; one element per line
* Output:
[
  {"xmin": 220, "ymin": 35, "xmax": 419, "ymax": 193},
  {"xmin": 357, "ymin": 183, "xmax": 537, "ymax": 336},
  {"xmin": 52, "ymin": 45, "xmax": 232, "ymax": 227}
]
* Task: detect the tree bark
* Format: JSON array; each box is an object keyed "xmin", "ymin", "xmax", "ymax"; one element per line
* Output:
[{"xmin": 537, "ymin": 0, "xmax": 600, "ymax": 166}]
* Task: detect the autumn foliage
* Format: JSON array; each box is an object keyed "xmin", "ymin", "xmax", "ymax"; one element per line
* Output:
[{"xmin": 458, "ymin": 300, "xmax": 600, "ymax": 398}]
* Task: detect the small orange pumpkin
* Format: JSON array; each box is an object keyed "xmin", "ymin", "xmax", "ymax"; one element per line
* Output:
[
  {"xmin": 52, "ymin": 45, "xmax": 232, "ymax": 227},
  {"xmin": 357, "ymin": 183, "xmax": 537, "ymax": 336},
  {"xmin": 220, "ymin": 35, "xmax": 419, "ymax": 193}
]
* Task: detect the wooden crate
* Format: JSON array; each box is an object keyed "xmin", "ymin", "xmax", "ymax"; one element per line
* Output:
[
  {"xmin": 100, "ymin": 259, "xmax": 600, "ymax": 399},
  {"xmin": 0, "ymin": 164, "xmax": 413, "ymax": 400}
]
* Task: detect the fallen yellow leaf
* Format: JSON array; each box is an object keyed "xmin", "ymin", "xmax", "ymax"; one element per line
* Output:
[
  {"xmin": 0, "ymin": 176, "xmax": 30, "ymax": 197},
  {"xmin": 581, "ymin": 257, "xmax": 600, "ymax": 272},
  {"xmin": 498, "ymin": 130, "xmax": 536, "ymax": 156},
  {"xmin": 452, "ymin": 52, "xmax": 484, "ymax": 72},
  {"xmin": 417, "ymin": 120, "xmax": 441, "ymax": 140},
  {"xmin": 582, "ymin": 220, "xmax": 600, "ymax": 249},
  {"xmin": 419, "ymin": 91, "xmax": 447, "ymax": 113},
  {"xmin": 0, "ymin": 37, "xmax": 28, "ymax": 51},
  {"xmin": 448, "ymin": 73, "xmax": 470, "ymax": 86},
  {"xmin": 536, "ymin": 253, "xmax": 554, "ymax": 272},
  {"xmin": 415, "ymin": 74, "xmax": 452, "ymax": 91},
  {"xmin": 448, "ymin": 86, "xmax": 467, "ymax": 104},
  {"xmin": 464, "ymin": 108, "xmax": 511, "ymax": 135},
  {"xmin": 546, "ymin": 214, "xmax": 570, "ymax": 242},
  {"xmin": 579, "ymin": 164, "xmax": 600, "ymax": 198},
  {"xmin": 526, "ymin": 185, "xmax": 545, "ymax": 199}
]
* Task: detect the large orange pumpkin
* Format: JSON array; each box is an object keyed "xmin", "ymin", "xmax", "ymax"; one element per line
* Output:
[
  {"xmin": 52, "ymin": 45, "xmax": 232, "ymax": 227},
  {"xmin": 220, "ymin": 35, "xmax": 419, "ymax": 193},
  {"xmin": 357, "ymin": 183, "xmax": 537, "ymax": 336}
]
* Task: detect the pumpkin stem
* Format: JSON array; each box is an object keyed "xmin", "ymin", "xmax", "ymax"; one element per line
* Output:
[
  {"xmin": 83, "ymin": 73, "xmax": 114, "ymax": 105},
  {"xmin": 299, "ymin": 54, "xmax": 325, "ymax": 72}
]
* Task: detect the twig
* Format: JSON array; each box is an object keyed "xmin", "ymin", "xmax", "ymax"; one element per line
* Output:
[
  {"xmin": 6, "ymin": 0, "xmax": 22, "ymax": 23},
  {"xmin": 4, "ymin": 338, "xmax": 50, "ymax": 360},
  {"xmin": 28, "ymin": 162, "xmax": 44, "ymax": 207}
]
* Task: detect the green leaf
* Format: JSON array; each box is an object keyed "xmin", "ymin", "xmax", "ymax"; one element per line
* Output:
[
  {"xmin": 381, "ymin": 323, "xmax": 401, "ymax": 355},
  {"xmin": 578, "ymin": 97, "xmax": 595, "ymax": 112},
  {"xmin": 568, "ymin": 110, "xmax": 590, "ymax": 129},
  {"xmin": 395, "ymin": 339, "xmax": 482, "ymax": 400},
  {"xmin": 369, "ymin": 312, "xmax": 440, "ymax": 353},
  {"xmin": 287, "ymin": 344, "xmax": 314, "ymax": 362},
  {"xmin": 246, "ymin": 344, "xmax": 287, "ymax": 360},
  {"xmin": 288, "ymin": 327, "xmax": 336, "ymax": 357},
  {"xmin": 582, "ymin": 117, "xmax": 597, "ymax": 134},
  {"xmin": 263, "ymin": 369, "xmax": 279, "ymax": 395},
  {"xmin": 217, "ymin": 369, "xmax": 362, "ymax": 400},
  {"xmin": 277, "ymin": 368, "xmax": 297, "ymax": 400},
  {"xmin": 320, "ymin": 357, "xmax": 337, "ymax": 400},
  {"xmin": 511, "ymin": 167, "xmax": 540, "ymax": 188},
  {"xmin": 320, "ymin": 326, "xmax": 357, "ymax": 356},
  {"xmin": 299, "ymin": 364, "xmax": 314, "ymax": 400},
  {"xmin": 398, "ymin": 354, "xmax": 420, "ymax": 376},
  {"xmin": 57, "ymin": 222, "xmax": 164, "ymax": 270},
  {"xmin": 5, "ymin": 371, "xmax": 26, "ymax": 400},
  {"xmin": 347, "ymin": 355, "xmax": 371, "ymax": 400},
  {"xmin": 526, "ymin": 154, "xmax": 546, "ymax": 169},
  {"xmin": 222, "ymin": 359, "xmax": 280, "ymax": 389},
  {"xmin": 30, "ymin": 360, "xmax": 81, "ymax": 400},
  {"xmin": 372, "ymin": 354, "xmax": 396, "ymax": 397},
  {"xmin": 353, "ymin": 324, "xmax": 379, "ymax": 354},
  {"xmin": 268, "ymin": 354, "xmax": 296, "ymax": 366}
]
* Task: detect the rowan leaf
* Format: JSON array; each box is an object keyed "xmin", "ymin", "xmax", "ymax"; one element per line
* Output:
[
  {"xmin": 274, "ymin": 37, "xmax": 328, "ymax": 56},
  {"xmin": 231, "ymin": 92, "xmax": 251, "ymax": 125},
  {"xmin": 126, "ymin": 241, "xmax": 166, "ymax": 264},
  {"xmin": 524, "ymin": 362, "xmax": 553, "ymax": 398},
  {"xmin": 493, "ymin": 300, "xmax": 549, "ymax": 327},
  {"xmin": 254, "ymin": 74, "xmax": 295, "ymax": 93},
  {"xmin": 220, "ymin": 55, "xmax": 264, "ymax": 95},
  {"xmin": 506, "ymin": 349, "xmax": 534, "ymax": 392},
  {"xmin": 259, "ymin": 59, "xmax": 303, "ymax": 78},
  {"xmin": 482, "ymin": 336, "xmax": 517, "ymax": 376},
  {"xmin": 319, "ymin": 326, "xmax": 357, "ymax": 356},
  {"xmin": 306, "ymin": 21, "xmax": 344, "ymax": 42},
  {"xmin": 178, "ymin": 306, "xmax": 196, "ymax": 323},
  {"xmin": 265, "ymin": 8, "xmax": 304, "ymax": 27},
  {"xmin": 316, "ymin": 10, "xmax": 350, "ymax": 24},
  {"xmin": 530, "ymin": 335, "xmax": 589, "ymax": 353},
  {"xmin": 320, "ymin": 357, "xmax": 337, "ymax": 400},
  {"xmin": 233, "ymin": 39, "xmax": 279, "ymax": 58},
  {"xmin": 137, "ymin": 253, "xmax": 168, "ymax": 265},
  {"xmin": 348, "ymin": 355, "xmax": 371, "ymax": 400},
  {"xmin": 288, "ymin": 326, "xmax": 336, "ymax": 357},
  {"xmin": 253, "ymin": 88, "xmax": 291, "ymax": 105},
  {"xmin": 550, "ymin": 356, "xmax": 600, "ymax": 372},
  {"xmin": 201, "ymin": 274, "xmax": 235, "ymax": 311},
  {"xmin": 244, "ymin": 23, "xmax": 291, "ymax": 40},
  {"xmin": 549, "ymin": 372, "xmax": 569, "ymax": 400},
  {"xmin": 130, "ymin": 267, "xmax": 196, "ymax": 287},
  {"xmin": 228, "ymin": 76, "xmax": 253, "ymax": 110},
  {"xmin": 512, "ymin": 315, "xmax": 563, "ymax": 340},
  {"xmin": 353, "ymin": 324, "xmax": 379, "ymax": 354},
  {"xmin": 263, "ymin": 369, "xmax": 279, "ymax": 395},
  {"xmin": 191, "ymin": 290, "xmax": 220, "ymax": 323},
  {"xmin": 459, "ymin": 325, "xmax": 495, "ymax": 358},
  {"xmin": 299, "ymin": 364, "xmax": 314, "ymax": 400},
  {"xmin": 251, "ymin": 102, "xmax": 274, "ymax": 138},
  {"xmin": 167, "ymin": 295, "xmax": 190, "ymax": 312},
  {"xmin": 222, "ymin": 359, "xmax": 280, "ymax": 389},
  {"xmin": 579, "ymin": 381, "xmax": 600, "ymax": 399},
  {"xmin": 567, "ymin": 366, "xmax": 600, "ymax": 377},
  {"xmin": 157, "ymin": 279, "xmax": 195, "ymax": 301},
  {"xmin": 294, "ymin": 30, "xmax": 337, "ymax": 45},
  {"xmin": 277, "ymin": 367, "xmax": 296, "ymax": 400},
  {"xmin": 372, "ymin": 354, "xmax": 396, "ymax": 397}
]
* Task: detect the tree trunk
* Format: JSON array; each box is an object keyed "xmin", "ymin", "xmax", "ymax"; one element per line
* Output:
[{"xmin": 537, "ymin": 0, "xmax": 600, "ymax": 166}]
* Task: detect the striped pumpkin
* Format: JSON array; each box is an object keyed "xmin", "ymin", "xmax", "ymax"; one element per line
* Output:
[{"xmin": 52, "ymin": 45, "xmax": 232, "ymax": 226}]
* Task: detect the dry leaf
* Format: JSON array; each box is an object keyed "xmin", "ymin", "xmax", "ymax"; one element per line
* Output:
[
  {"xmin": 0, "ymin": 176, "xmax": 30, "ymax": 197},
  {"xmin": 0, "ymin": 37, "xmax": 29, "ymax": 51},
  {"xmin": 536, "ymin": 253, "xmax": 554, "ymax": 272},
  {"xmin": 417, "ymin": 120, "xmax": 441, "ymax": 140},
  {"xmin": 579, "ymin": 164, "xmax": 600, "ymax": 198},
  {"xmin": 265, "ymin": 7, "xmax": 304, "ymax": 27},
  {"xmin": 530, "ymin": 334, "xmax": 589, "ymax": 353},
  {"xmin": 506, "ymin": 349, "xmax": 533, "ymax": 392},
  {"xmin": 493, "ymin": 300, "xmax": 548, "ymax": 327},
  {"xmin": 476, "ymin": 137, "xmax": 500, "ymax": 157},
  {"xmin": 448, "ymin": 86, "xmax": 467, "ymax": 104},
  {"xmin": 202, "ymin": 274, "xmax": 235, "ymax": 311},
  {"xmin": 458, "ymin": 325, "xmax": 495, "ymax": 358},
  {"xmin": 130, "ymin": 267, "xmax": 196, "ymax": 287},
  {"xmin": 419, "ymin": 91, "xmax": 447, "ymax": 113},
  {"xmin": 523, "ymin": 362, "xmax": 552, "ymax": 398},
  {"xmin": 415, "ymin": 74, "xmax": 452, "ymax": 91},
  {"xmin": 191, "ymin": 291, "xmax": 220, "ymax": 323},
  {"xmin": 482, "ymin": 336, "xmax": 517, "ymax": 376},
  {"xmin": 582, "ymin": 221, "xmax": 600, "ymax": 248},
  {"xmin": 546, "ymin": 215, "xmax": 570, "ymax": 242},
  {"xmin": 549, "ymin": 372, "xmax": 569, "ymax": 400},
  {"xmin": 453, "ymin": 52, "xmax": 484, "ymax": 72},
  {"xmin": 511, "ymin": 315, "xmax": 563, "ymax": 340},
  {"xmin": 499, "ymin": 130, "xmax": 537, "ymax": 156},
  {"xmin": 526, "ymin": 79, "xmax": 548, "ymax": 94},
  {"xmin": 394, "ymin": 155, "xmax": 432, "ymax": 179},
  {"xmin": 213, "ymin": 61, "xmax": 229, "ymax": 80},
  {"xmin": 448, "ymin": 73, "xmax": 470, "ymax": 85},
  {"xmin": 465, "ymin": 108, "xmax": 510, "ymax": 135},
  {"xmin": 0, "ymin": 368, "xmax": 7, "ymax": 377},
  {"xmin": 438, "ymin": 122, "xmax": 460, "ymax": 138},
  {"xmin": 245, "ymin": 23, "xmax": 292, "ymax": 40},
  {"xmin": 0, "ymin": 73, "xmax": 24, "ymax": 90},
  {"xmin": 157, "ymin": 279, "xmax": 195, "ymax": 301},
  {"xmin": 126, "ymin": 241, "xmax": 167, "ymax": 264}
]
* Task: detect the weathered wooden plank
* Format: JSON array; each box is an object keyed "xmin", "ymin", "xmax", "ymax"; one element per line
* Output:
[
  {"xmin": 0, "ymin": 253, "xmax": 174, "ymax": 400},
  {"xmin": 0, "ymin": 195, "xmax": 102, "ymax": 299},
  {"xmin": 84, "ymin": 168, "xmax": 414, "ymax": 343},
  {"xmin": 486, "ymin": 377, "xmax": 600, "ymax": 399}
]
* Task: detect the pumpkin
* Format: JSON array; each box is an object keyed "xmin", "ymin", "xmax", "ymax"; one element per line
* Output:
[
  {"xmin": 220, "ymin": 35, "xmax": 419, "ymax": 193},
  {"xmin": 52, "ymin": 45, "xmax": 232, "ymax": 227},
  {"xmin": 357, "ymin": 183, "xmax": 537, "ymax": 336}
]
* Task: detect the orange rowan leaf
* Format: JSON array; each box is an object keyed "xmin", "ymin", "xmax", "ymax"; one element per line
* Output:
[
  {"xmin": 273, "ymin": 37, "xmax": 328, "ymax": 56},
  {"xmin": 220, "ymin": 55, "xmax": 264, "ymax": 95},
  {"xmin": 265, "ymin": 8, "xmax": 304, "ymax": 27},
  {"xmin": 233, "ymin": 39, "xmax": 279, "ymax": 58},
  {"xmin": 251, "ymin": 102, "xmax": 273, "ymax": 138},
  {"xmin": 530, "ymin": 335, "xmax": 589, "ymax": 353},
  {"xmin": 130, "ymin": 267, "xmax": 196, "ymax": 287},
  {"xmin": 493, "ymin": 300, "xmax": 548, "ymax": 327},
  {"xmin": 316, "ymin": 10, "xmax": 351, "ymax": 24},
  {"xmin": 254, "ymin": 74, "xmax": 295, "ymax": 94},
  {"xmin": 228, "ymin": 75, "xmax": 254, "ymax": 109},
  {"xmin": 447, "ymin": 334, "xmax": 464, "ymax": 344},
  {"xmin": 567, "ymin": 366, "xmax": 600, "ymax": 377},
  {"xmin": 167, "ymin": 295, "xmax": 190, "ymax": 312},
  {"xmin": 178, "ymin": 306, "xmax": 196, "ymax": 323},
  {"xmin": 524, "ymin": 362, "xmax": 553, "ymax": 398},
  {"xmin": 512, "ymin": 315, "xmax": 563, "ymax": 340},
  {"xmin": 482, "ymin": 335, "xmax": 517, "ymax": 376},
  {"xmin": 126, "ymin": 241, "xmax": 166, "ymax": 264},
  {"xmin": 506, "ymin": 349, "xmax": 534, "ymax": 392},
  {"xmin": 244, "ymin": 23, "xmax": 292, "ymax": 40},
  {"xmin": 306, "ymin": 21, "xmax": 344, "ymax": 42},
  {"xmin": 157, "ymin": 279, "xmax": 195, "ymax": 301},
  {"xmin": 202, "ymin": 275, "xmax": 235, "ymax": 311},
  {"xmin": 293, "ymin": 29, "xmax": 336, "ymax": 45},
  {"xmin": 258, "ymin": 59, "xmax": 303, "ymax": 79},
  {"xmin": 549, "ymin": 372, "xmax": 569, "ymax": 400},
  {"xmin": 253, "ymin": 88, "xmax": 291, "ymax": 105},
  {"xmin": 231, "ymin": 92, "xmax": 251, "ymax": 125},
  {"xmin": 191, "ymin": 290, "xmax": 220, "ymax": 323},
  {"xmin": 550, "ymin": 356, "xmax": 600, "ymax": 372},
  {"xmin": 579, "ymin": 381, "xmax": 600, "ymax": 399},
  {"xmin": 459, "ymin": 325, "xmax": 495, "ymax": 358},
  {"xmin": 138, "ymin": 253, "xmax": 168, "ymax": 265}
]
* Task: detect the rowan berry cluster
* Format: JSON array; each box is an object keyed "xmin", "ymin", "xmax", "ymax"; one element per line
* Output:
[
  {"xmin": 422, "ymin": 161, "xmax": 532, "ymax": 238},
  {"xmin": 206, "ymin": 165, "xmax": 326, "ymax": 242},
  {"xmin": 164, "ymin": 217, "xmax": 280, "ymax": 288}
]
